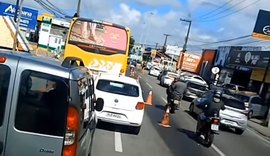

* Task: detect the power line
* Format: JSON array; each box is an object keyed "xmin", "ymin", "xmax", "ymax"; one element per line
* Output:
[
  {"xmin": 198, "ymin": 0, "xmax": 261, "ymax": 22},
  {"xmin": 198, "ymin": 0, "xmax": 247, "ymax": 21},
  {"xmin": 196, "ymin": 0, "xmax": 233, "ymax": 19},
  {"xmin": 194, "ymin": 35, "xmax": 251, "ymax": 46}
]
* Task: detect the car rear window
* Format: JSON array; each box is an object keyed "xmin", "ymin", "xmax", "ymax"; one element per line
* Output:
[
  {"xmin": 15, "ymin": 70, "xmax": 69, "ymax": 136},
  {"xmin": 235, "ymin": 94, "xmax": 250, "ymax": 102},
  {"xmin": 97, "ymin": 79, "xmax": 139, "ymax": 97},
  {"xmin": 222, "ymin": 98, "xmax": 246, "ymax": 110},
  {"xmin": 0, "ymin": 65, "xmax": 11, "ymax": 126},
  {"xmin": 168, "ymin": 73, "xmax": 178, "ymax": 78},
  {"xmin": 188, "ymin": 82, "xmax": 208, "ymax": 91}
]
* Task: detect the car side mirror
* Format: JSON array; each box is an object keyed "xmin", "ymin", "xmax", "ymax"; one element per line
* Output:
[{"xmin": 95, "ymin": 98, "xmax": 104, "ymax": 112}]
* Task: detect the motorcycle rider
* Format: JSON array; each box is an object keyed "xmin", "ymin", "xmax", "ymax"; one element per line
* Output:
[
  {"xmin": 196, "ymin": 89, "xmax": 225, "ymax": 135},
  {"xmin": 166, "ymin": 76, "xmax": 187, "ymax": 113}
]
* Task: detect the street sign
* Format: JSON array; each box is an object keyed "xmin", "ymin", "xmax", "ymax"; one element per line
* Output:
[
  {"xmin": 0, "ymin": 2, "xmax": 38, "ymax": 30},
  {"xmin": 211, "ymin": 67, "xmax": 220, "ymax": 74},
  {"xmin": 252, "ymin": 10, "xmax": 270, "ymax": 40}
]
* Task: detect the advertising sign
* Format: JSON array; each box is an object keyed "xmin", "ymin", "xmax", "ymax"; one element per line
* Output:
[
  {"xmin": 165, "ymin": 45, "xmax": 182, "ymax": 56},
  {"xmin": 0, "ymin": 2, "xmax": 38, "ymax": 30},
  {"xmin": 252, "ymin": 10, "xmax": 270, "ymax": 40},
  {"xmin": 214, "ymin": 46, "xmax": 262, "ymax": 67},
  {"xmin": 181, "ymin": 53, "xmax": 201, "ymax": 73},
  {"xmin": 227, "ymin": 50, "xmax": 270, "ymax": 68}
]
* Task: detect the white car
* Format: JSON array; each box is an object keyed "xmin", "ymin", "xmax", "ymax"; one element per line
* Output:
[
  {"xmin": 94, "ymin": 73, "xmax": 145, "ymax": 134},
  {"xmin": 149, "ymin": 66, "xmax": 161, "ymax": 77},
  {"xmin": 160, "ymin": 72, "xmax": 179, "ymax": 86}
]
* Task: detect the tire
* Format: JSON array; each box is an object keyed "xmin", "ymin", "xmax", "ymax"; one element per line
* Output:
[
  {"xmin": 203, "ymin": 133, "xmax": 214, "ymax": 148},
  {"xmin": 133, "ymin": 126, "xmax": 141, "ymax": 135},
  {"xmin": 235, "ymin": 128, "xmax": 244, "ymax": 135},
  {"xmin": 248, "ymin": 111, "xmax": 253, "ymax": 120}
]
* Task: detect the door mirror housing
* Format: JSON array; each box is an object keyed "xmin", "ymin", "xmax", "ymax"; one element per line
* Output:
[{"xmin": 95, "ymin": 98, "xmax": 104, "ymax": 112}]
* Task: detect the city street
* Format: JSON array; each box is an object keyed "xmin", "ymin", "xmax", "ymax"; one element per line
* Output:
[{"xmin": 92, "ymin": 70, "xmax": 270, "ymax": 156}]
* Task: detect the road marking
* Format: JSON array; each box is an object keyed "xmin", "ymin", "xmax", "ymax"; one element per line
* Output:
[
  {"xmin": 114, "ymin": 132, "xmax": 123, "ymax": 152},
  {"xmin": 146, "ymin": 82, "xmax": 153, "ymax": 88},
  {"xmin": 247, "ymin": 128, "xmax": 270, "ymax": 144},
  {"xmin": 162, "ymin": 97, "xmax": 167, "ymax": 103},
  {"xmin": 212, "ymin": 144, "xmax": 226, "ymax": 156}
]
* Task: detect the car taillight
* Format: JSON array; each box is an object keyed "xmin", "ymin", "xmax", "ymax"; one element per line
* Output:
[
  {"xmin": 0, "ymin": 56, "xmax": 6, "ymax": 63},
  {"xmin": 63, "ymin": 107, "xmax": 79, "ymax": 156},
  {"xmin": 135, "ymin": 102, "xmax": 145, "ymax": 110}
]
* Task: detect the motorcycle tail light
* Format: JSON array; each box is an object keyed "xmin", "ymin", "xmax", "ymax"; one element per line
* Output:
[{"xmin": 212, "ymin": 118, "xmax": 220, "ymax": 124}]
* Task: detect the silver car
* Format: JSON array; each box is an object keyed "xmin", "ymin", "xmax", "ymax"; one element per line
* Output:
[
  {"xmin": 0, "ymin": 52, "xmax": 103, "ymax": 156},
  {"xmin": 189, "ymin": 91, "xmax": 248, "ymax": 135}
]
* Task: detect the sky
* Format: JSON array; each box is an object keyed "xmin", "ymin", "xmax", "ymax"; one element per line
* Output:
[{"xmin": 2, "ymin": 0, "xmax": 270, "ymax": 54}]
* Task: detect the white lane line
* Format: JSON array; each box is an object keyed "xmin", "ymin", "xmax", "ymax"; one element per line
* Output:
[
  {"xmin": 247, "ymin": 128, "xmax": 270, "ymax": 144},
  {"xmin": 114, "ymin": 132, "xmax": 123, "ymax": 152},
  {"xmin": 146, "ymin": 82, "xmax": 153, "ymax": 88},
  {"xmin": 212, "ymin": 144, "xmax": 226, "ymax": 156},
  {"xmin": 161, "ymin": 97, "xmax": 167, "ymax": 103}
]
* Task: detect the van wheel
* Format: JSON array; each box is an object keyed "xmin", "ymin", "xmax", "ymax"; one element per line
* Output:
[
  {"xmin": 235, "ymin": 128, "xmax": 244, "ymax": 135},
  {"xmin": 248, "ymin": 111, "xmax": 253, "ymax": 120}
]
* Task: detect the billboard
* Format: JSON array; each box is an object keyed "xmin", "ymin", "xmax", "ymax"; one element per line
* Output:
[
  {"xmin": 252, "ymin": 10, "xmax": 270, "ymax": 40},
  {"xmin": 165, "ymin": 45, "xmax": 182, "ymax": 56},
  {"xmin": 214, "ymin": 46, "xmax": 262, "ymax": 67},
  {"xmin": 181, "ymin": 53, "xmax": 201, "ymax": 73},
  {"xmin": 227, "ymin": 50, "xmax": 270, "ymax": 68},
  {"xmin": 0, "ymin": 2, "xmax": 38, "ymax": 30}
]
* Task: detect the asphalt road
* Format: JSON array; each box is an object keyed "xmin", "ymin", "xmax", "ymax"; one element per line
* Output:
[{"xmin": 91, "ymin": 69, "xmax": 270, "ymax": 156}]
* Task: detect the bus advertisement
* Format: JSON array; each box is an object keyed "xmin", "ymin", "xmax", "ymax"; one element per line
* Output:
[{"xmin": 64, "ymin": 17, "xmax": 130, "ymax": 75}]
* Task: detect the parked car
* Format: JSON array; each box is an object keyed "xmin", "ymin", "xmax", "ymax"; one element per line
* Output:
[
  {"xmin": 160, "ymin": 72, "xmax": 179, "ymax": 86},
  {"xmin": 221, "ymin": 83, "xmax": 246, "ymax": 94},
  {"xmin": 94, "ymin": 73, "xmax": 145, "ymax": 134},
  {"xmin": 149, "ymin": 66, "xmax": 161, "ymax": 77},
  {"xmin": 180, "ymin": 72, "xmax": 207, "ymax": 85},
  {"xmin": 189, "ymin": 90, "xmax": 248, "ymax": 135},
  {"xmin": 0, "ymin": 52, "xmax": 104, "ymax": 156},
  {"xmin": 234, "ymin": 93, "xmax": 268, "ymax": 119},
  {"xmin": 184, "ymin": 80, "xmax": 209, "ymax": 99}
]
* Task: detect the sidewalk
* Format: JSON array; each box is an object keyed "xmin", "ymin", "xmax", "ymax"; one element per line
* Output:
[{"xmin": 248, "ymin": 119, "xmax": 270, "ymax": 140}]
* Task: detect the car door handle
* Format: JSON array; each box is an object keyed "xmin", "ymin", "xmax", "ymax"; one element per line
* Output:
[{"xmin": 0, "ymin": 141, "xmax": 3, "ymax": 154}]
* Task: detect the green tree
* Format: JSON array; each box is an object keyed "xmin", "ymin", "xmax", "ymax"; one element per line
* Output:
[{"xmin": 128, "ymin": 36, "xmax": 135, "ymax": 56}]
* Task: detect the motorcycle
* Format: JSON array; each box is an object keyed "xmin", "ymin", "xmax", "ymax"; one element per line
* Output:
[
  {"xmin": 196, "ymin": 113, "xmax": 220, "ymax": 147},
  {"xmin": 165, "ymin": 94, "xmax": 182, "ymax": 113}
]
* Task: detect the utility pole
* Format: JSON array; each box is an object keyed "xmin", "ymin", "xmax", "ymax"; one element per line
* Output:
[
  {"xmin": 177, "ymin": 18, "xmax": 192, "ymax": 70},
  {"xmin": 155, "ymin": 43, "xmax": 158, "ymax": 49},
  {"xmin": 76, "ymin": 0, "xmax": 82, "ymax": 17},
  {"xmin": 14, "ymin": 0, "xmax": 20, "ymax": 22},
  {"xmin": 12, "ymin": 0, "xmax": 24, "ymax": 51},
  {"xmin": 163, "ymin": 34, "xmax": 171, "ymax": 53}
]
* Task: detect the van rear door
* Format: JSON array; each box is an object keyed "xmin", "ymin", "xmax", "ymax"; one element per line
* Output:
[
  {"xmin": 0, "ymin": 55, "xmax": 17, "ymax": 156},
  {"xmin": 4, "ymin": 58, "xmax": 69, "ymax": 156}
]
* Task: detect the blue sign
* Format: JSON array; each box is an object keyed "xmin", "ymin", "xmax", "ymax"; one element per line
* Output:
[{"xmin": 0, "ymin": 2, "xmax": 38, "ymax": 30}]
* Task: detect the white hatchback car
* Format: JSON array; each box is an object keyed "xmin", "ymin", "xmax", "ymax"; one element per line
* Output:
[
  {"xmin": 94, "ymin": 73, "xmax": 145, "ymax": 134},
  {"xmin": 149, "ymin": 66, "xmax": 161, "ymax": 77}
]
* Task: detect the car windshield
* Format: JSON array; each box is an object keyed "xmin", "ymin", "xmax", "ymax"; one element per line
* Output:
[
  {"xmin": 96, "ymin": 79, "xmax": 139, "ymax": 97},
  {"xmin": 188, "ymin": 82, "xmax": 208, "ymax": 91},
  {"xmin": 222, "ymin": 98, "xmax": 246, "ymax": 110}
]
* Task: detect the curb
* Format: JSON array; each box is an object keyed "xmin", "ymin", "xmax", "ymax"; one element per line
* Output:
[{"xmin": 247, "ymin": 125, "xmax": 270, "ymax": 142}]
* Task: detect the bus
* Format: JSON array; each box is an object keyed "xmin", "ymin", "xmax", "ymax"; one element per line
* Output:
[{"xmin": 64, "ymin": 17, "xmax": 130, "ymax": 75}]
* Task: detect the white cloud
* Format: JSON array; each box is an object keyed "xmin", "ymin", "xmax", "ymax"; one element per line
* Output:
[{"xmin": 133, "ymin": 0, "xmax": 181, "ymax": 7}]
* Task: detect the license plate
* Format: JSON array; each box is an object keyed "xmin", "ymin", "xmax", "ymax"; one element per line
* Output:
[
  {"xmin": 106, "ymin": 113, "xmax": 122, "ymax": 119},
  {"xmin": 211, "ymin": 124, "xmax": 219, "ymax": 131}
]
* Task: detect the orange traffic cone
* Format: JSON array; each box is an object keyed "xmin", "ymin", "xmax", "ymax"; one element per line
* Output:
[
  {"xmin": 145, "ymin": 91, "xmax": 153, "ymax": 106},
  {"xmin": 159, "ymin": 106, "xmax": 171, "ymax": 128}
]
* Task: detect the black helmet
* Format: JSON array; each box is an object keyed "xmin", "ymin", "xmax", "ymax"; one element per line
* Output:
[{"xmin": 213, "ymin": 89, "xmax": 222, "ymax": 98}]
